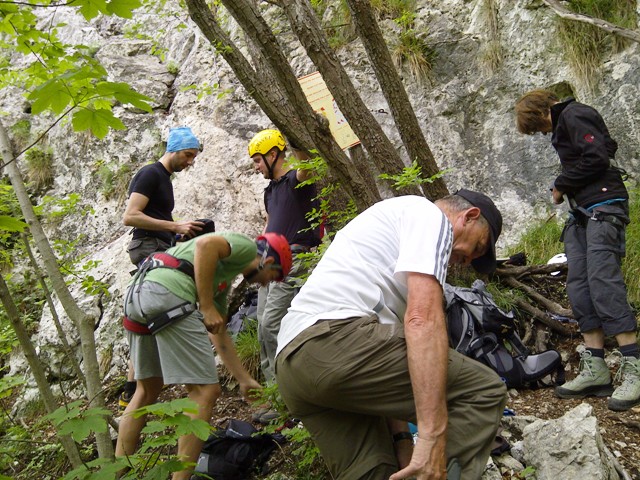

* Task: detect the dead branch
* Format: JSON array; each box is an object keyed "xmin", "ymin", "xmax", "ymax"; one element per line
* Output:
[
  {"xmin": 512, "ymin": 298, "xmax": 574, "ymax": 336},
  {"xmin": 607, "ymin": 415, "xmax": 640, "ymax": 432},
  {"xmin": 502, "ymin": 276, "xmax": 573, "ymax": 318},
  {"xmin": 542, "ymin": 0, "xmax": 640, "ymax": 43},
  {"xmin": 521, "ymin": 320, "xmax": 533, "ymax": 346},
  {"xmin": 496, "ymin": 262, "xmax": 567, "ymax": 279}
]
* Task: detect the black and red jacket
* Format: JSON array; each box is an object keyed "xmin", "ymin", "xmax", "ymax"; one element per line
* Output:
[{"xmin": 551, "ymin": 98, "xmax": 628, "ymax": 209}]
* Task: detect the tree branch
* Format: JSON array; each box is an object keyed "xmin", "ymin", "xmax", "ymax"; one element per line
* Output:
[{"xmin": 542, "ymin": 0, "xmax": 640, "ymax": 43}]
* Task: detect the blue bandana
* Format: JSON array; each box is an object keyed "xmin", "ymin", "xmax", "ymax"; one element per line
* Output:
[{"xmin": 166, "ymin": 126, "xmax": 200, "ymax": 152}]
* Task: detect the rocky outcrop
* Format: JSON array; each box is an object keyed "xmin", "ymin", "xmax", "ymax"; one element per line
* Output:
[
  {"xmin": 3, "ymin": 1, "xmax": 639, "ymax": 399},
  {"xmin": 481, "ymin": 404, "xmax": 624, "ymax": 479}
]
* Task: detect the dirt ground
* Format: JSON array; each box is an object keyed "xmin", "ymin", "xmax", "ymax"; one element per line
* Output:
[{"xmin": 157, "ymin": 357, "xmax": 640, "ymax": 480}]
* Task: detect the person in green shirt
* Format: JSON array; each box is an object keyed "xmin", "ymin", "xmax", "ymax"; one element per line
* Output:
[{"xmin": 115, "ymin": 232, "xmax": 292, "ymax": 480}]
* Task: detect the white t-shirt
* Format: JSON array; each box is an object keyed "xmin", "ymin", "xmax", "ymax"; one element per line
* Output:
[{"xmin": 276, "ymin": 195, "xmax": 453, "ymax": 356}]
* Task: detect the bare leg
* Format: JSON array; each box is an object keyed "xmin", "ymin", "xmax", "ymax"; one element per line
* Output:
[
  {"xmin": 172, "ymin": 383, "xmax": 221, "ymax": 480},
  {"xmin": 615, "ymin": 331, "xmax": 638, "ymax": 348},
  {"xmin": 582, "ymin": 329, "xmax": 605, "ymax": 349},
  {"xmin": 115, "ymin": 376, "xmax": 164, "ymax": 458}
]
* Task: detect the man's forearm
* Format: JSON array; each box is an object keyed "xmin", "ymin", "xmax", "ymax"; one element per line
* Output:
[{"xmin": 124, "ymin": 211, "xmax": 176, "ymax": 233}]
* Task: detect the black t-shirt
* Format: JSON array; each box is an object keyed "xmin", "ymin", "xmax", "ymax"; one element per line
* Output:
[
  {"xmin": 128, "ymin": 162, "xmax": 174, "ymax": 243},
  {"xmin": 264, "ymin": 169, "xmax": 321, "ymax": 247}
]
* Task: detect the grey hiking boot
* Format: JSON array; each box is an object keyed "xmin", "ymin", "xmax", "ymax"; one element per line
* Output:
[
  {"xmin": 608, "ymin": 354, "xmax": 640, "ymax": 411},
  {"xmin": 555, "ymin": 349, "xmax": 613, "ymax": 399}
]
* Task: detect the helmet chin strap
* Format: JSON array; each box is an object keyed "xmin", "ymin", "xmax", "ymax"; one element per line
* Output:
[
  {"xmin": 243, "ymin": 265, "xmax": 263, "ymax": 282},
  {"xmin": 263, "ymin": 151, "xmax": 279, "ymax": 180}
]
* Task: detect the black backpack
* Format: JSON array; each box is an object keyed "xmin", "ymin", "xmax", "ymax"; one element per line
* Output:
[
  {"xmin": 191, "ymin": 419, "xmax": 285, "ymax": 480},
  {"xmin": 444, "ymin": 280, "xmax": 565, "ymax": 389}
]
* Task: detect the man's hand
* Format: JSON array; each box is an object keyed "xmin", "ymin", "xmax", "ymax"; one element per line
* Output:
[
  {"xmin": 174, "ymin": 220, "xmax": 205, "ymax": 239},
  {"xmin": 200, "ymin": 304, "xmax": 225, "ymax": 335},
  {"xmin": 551, "ymin": 187, "xmax": 564, "ymax": 205},
  {"xmin": 389, "ymin": 435, "xmax": 447, "ymax": 480},
  {"xmin": 239, "ymin": 379, "xmax": 263, "ymax": 403}
]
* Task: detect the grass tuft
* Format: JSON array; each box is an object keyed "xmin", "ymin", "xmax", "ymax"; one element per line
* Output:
[{"xmin": 557, "ymin": 0, "xmax": 637, "ymax": 91}]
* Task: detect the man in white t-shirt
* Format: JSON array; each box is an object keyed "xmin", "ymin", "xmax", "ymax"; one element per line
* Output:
[{"xmin": 275, "ymin": 191, "xmax": 507, "ymax": 480}]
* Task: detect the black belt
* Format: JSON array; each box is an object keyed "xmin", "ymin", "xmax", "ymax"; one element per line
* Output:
[{"xmin": 290, "ymin": 244, "xmax": 311, "ymax": 254}]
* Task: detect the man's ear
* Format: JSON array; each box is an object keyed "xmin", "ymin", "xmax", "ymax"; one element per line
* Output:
[
  {"xmin": 464, "ymin": 207, "xmax": 482, "ymax": 224},
  {"xmin": 263, "ymin": 256, "xmax": 275, "ymax": 266}
]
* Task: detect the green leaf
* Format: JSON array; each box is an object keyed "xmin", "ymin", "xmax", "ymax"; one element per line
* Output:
[
  {"xmin": 0, "ymin": 215, "xmax": 27, "ymax": 232},
  {"xmin": 106, "ymin": 0, "xmax": 142, "ymax": 18},
  {"xmin": 72, "ymin": 108, "xmax": 125, "ymax": 138},
  {"xmin": 75, "ymin": 0, "xmax": 108, "ymax": 20},
  {"xmin": 29, "ymin": 79, "xmax": 73, "ymax": 115},
  {"xmin": 96, "ymin": 81, "xmax": 153, "ymax": 112}
]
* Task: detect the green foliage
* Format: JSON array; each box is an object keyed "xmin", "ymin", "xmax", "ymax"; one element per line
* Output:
[
  {"xmin": 622, "ymin": 184, "xmax": 640, "ymax": 307},
  {"xmin": 0, "ymin": 322, "xmax": 19, "ymax": 359},
  {"xmin": 0, "ymin": 1, "xmax": 152, "ymax": 139},
  {"xmin": 557, "ymin": 0, "xmax": 637, "ymax": 90},
  {"xmin": 179, "ymin": 82, "xmax": 234, "ymax": 101},
  {"xmin": 25, "ymin": 146, "xmax": 55, "ymax": 192},
  {"xmin": 166, "ymin": 60, "xmax": 179, "ymax": 75},
  {"xmin": 61, "ymin": 399, "xmax": 209, "ymax": 479},
  {"xmin": 96, "ymin": 162, "xmax": 132, "ymax": 202},
  {"xmin": 0, "ymin": 376, "xmax": 25, "ymax": 401},
  {"xmin": 370, "ymin": 0, "xmax": 415, "ymax": 20},
  {"xmin": 34, "ymin": 193, "xmax": 92, "ymax": 221},
  {"xmin": 379, "ymin": 160, "xmax": 450, "ymax": 192},
  {"xmin": 506, "ymin": 216, "xmax": 564, "ymax": 267},
  {"xmin": 390, "ymin": 10, "xmax": 436, "ymax": 82},
  {"xmin": 254, "ymin": 384, "xmax": 327, "ymax": 478},
  {"xmin": 1, "ymin": 270, "xmax": 45, "ymax": 337},
  {"xmin": 45, "ymin": 400, "xmax": 110, "ymax": 443},
  {"xmin": 233, "ymin": 319, "xmax": 261, "ymax": 382},
  {"xmin": 9, "ymin": 119, "xmax": 31, "ymax": 149}
]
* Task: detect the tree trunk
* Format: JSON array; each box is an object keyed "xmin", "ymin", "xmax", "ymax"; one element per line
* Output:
[
  {"xmin": 280, "ymin": 0, "xmax": 423, "ymax": 197},
  {"xmin": 21, "ymin": 233, "xmax": 86, "ymax": 386},
  {"xmin": 0, "ymin": 275, "xmax": 83, "ymax": 468},
  {"xmin": 186, "ymin": 0, "xmax": 381, "ymax": 211},
  {"xmin": 0, "ymin": 122, "xmax": 114, "ymax": 459},
  {"xmin": 344, "ymin": 0, "xmax": 449, "ymax": 200}
]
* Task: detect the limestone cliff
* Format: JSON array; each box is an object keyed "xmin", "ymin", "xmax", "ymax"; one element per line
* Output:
[{"xmin": 2, "ymin": 0, "xmax": 638, "ymax": 384}]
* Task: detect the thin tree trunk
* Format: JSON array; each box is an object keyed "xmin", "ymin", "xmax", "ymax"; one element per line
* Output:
[
  {"xmin": 0, "ymin": 275, "xmax": 83, "ymax": 467},
  {"xmin": 186, "ymin": 0, "xmax": 381, "ymax": 210},
  {"xmin": 542, "ymin": 0, "xmax": 640, "ymax": 43},
  {"xmin": 344, "ymin": 0, "xmax": 449, "ymax": 200},
  {"xmin": 0, "ymin": 122, "xmax": 114, "ymax": 459},
  {"xmin": 21, "ymin": 233, "xmax": 86, "ymax": 386},
  {"xmin": 280, "ymin": 0, "xmax": 423, "ymax": 197}
]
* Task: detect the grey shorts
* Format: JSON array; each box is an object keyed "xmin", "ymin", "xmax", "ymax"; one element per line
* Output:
[
  {"xmin": 125, "ymin": 281, "xmax": 218, "ymax": 385},
  {"xmin": 127, "ymin": 236, "xmax": 172, "ymax": 266}
]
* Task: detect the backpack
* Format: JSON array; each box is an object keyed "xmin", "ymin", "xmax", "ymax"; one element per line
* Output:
[
  {"xmin": 191, "ymin": 419, "xmax": 285, "ymax": 480},
  {"xmin": 227, "ymin": 289, "xmax": 259, "ymax": 336},
  {"xmin": 444, "ymin": 280, "xmax": 565, "ymax": 389}
]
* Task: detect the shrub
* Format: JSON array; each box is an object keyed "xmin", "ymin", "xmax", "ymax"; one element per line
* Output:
[
  {"xmin": 25, "ymin": 147, "xmax": 55, "ymax": 192},
  {"xmin": 557, "ymin": 0, "xmax": 637, "ymax": 90}
]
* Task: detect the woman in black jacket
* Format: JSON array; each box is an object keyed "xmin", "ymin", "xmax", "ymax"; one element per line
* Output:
[{"xmin": 515, "ymin": 89, "xmax": 639, "ymax": 411}]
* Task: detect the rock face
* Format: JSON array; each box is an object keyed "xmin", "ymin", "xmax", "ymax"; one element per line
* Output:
[
  {"xmin": 2, "ymin": 2, "xmax": 639, "ymax": 389},
  {"xmin": 522, "ymin": 403, "xmax": 620, "ymax": 479}
]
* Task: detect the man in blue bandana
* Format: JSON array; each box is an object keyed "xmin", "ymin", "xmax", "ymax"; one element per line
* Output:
[
  {"xmin": 124, "ymin": 126, "xmax": 206, "ymax": 265},
  {"xmin": 121, "ymin": 126, "xmax": 207, "ymax": 406}
]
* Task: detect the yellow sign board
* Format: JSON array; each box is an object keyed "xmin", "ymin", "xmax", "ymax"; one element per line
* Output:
[{"xmin": 298, "ymin": 71, "xmax": 361, "ymax": 150}]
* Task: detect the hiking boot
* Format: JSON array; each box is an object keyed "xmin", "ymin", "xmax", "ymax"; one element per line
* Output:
[
  {"xmin": 119, "ymin": 390, "xmax": 134, "ymax": 409},
  {"xmin": 608, "ymin": 354, "xmax": 640, "ymax": 411},
  {"xmin": 555, "ymin": 350, "xmax": 613, "ymax": 399}
]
